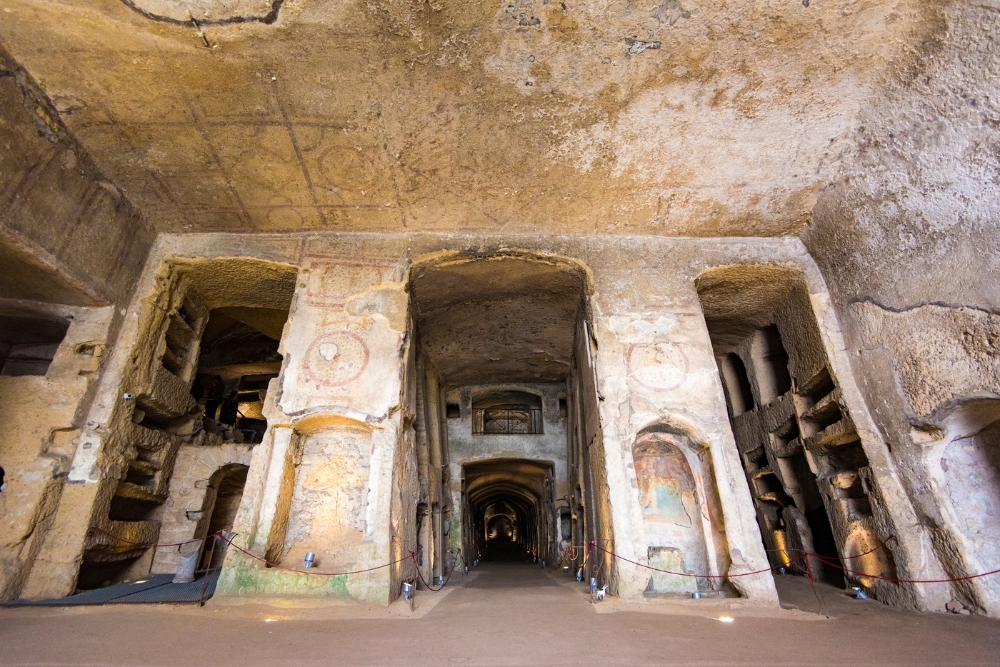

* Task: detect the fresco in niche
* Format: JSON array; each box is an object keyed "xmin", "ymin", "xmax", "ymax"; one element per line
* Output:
[
  {"xmin": 632, "ymin": 432, "xmax": 711, "ymax": 593},
  {"xmin": 634, "ymin": 438, "xmax": 694, "ymax": 526},
  {"xmin": 283, "ymin": 426, "xmax": 374, "ymax": 570},
  {"xmin": 627, "ymin": 341, "xmax": 689, "ymax": 392}
]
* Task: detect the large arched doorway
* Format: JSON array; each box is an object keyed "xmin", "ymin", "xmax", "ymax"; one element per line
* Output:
[
  {"xmin": 463, "ymin": 459, "xmax": 555, "ymax": 564},
  {"xmin": 403, "ymin": 252, "xmax": 608, "ymax": 592}
]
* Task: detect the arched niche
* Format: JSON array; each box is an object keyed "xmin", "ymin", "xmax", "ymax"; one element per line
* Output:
[
  {"xmin": 472, "ymin": 389, "xmax": 543, "ymax": 434},
  {"xmin": 843, "ymin": 526, "xmax": 897, "ymax": 587},
  {"xmin": 631, "ymin": 423, "xmax": 726, "ymax": 594},
  {"xmin": 200, "ymin": 464, "xmax": 250, "ymax": 569},
  {"xmin": 934, "ymin": 403, "xmax": 1000, "ymax": 576},
  {"xmin": 280, "ymin": 420, "xmax": 376, "ymax": 571}
]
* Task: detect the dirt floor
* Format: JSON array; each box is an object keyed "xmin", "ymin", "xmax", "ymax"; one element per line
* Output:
[{"xmin": 2, "ymin": 563, "xmax": 999, "ymax": 666}]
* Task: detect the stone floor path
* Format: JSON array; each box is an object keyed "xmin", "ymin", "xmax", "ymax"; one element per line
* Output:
[{"xmin": 2, "ymin": 563, "xmax": 999, "ymax": 666}]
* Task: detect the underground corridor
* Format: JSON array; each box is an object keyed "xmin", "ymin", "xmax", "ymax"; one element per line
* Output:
[
  {"xmin": 406, "ymin": 253, "xmax": 608, "ymax": 590},
  {"xmin": 463, "ymin": 458, "xmax": 554, "ymax": 564},
  {"xmin": 3, "ymin": 0, "xmax": 1000, "ymax": 658}
]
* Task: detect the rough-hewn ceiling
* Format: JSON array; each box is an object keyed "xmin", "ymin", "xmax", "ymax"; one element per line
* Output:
[
  {"xmin": 0, "ymin": 0, "xmax": 924, "ymax": 235},
  {"xmin": 410, "ymin": 255, "xmax": 586, "ymax": 385},
  {"xmin": 464, "ymin": 458, "xmax": 552, "ymax": 514}
]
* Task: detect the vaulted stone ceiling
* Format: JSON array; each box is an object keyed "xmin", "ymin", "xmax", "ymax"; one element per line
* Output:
[
  {"xmin": 0, "ymin": 0, "xmax": 927, "ymax": 236},
  {"xmin": 410, "ymin": 254, "xmax": 586, "ymax": 385}
]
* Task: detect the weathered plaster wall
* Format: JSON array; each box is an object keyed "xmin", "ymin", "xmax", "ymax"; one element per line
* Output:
[
  {"xmin": 216, "ymin": 238, "xmax": 409, "ymax": 602},
  {"xmin": 0, "ymin": 46, "xmax": 154, "ymax": 307},
  {"xmin": 802, "ymin": 0, "xmax": 1000, "ymax": 615},
  {"xmin": 27, "ymin": 229, "xmax": 961, "ymax": 610},
  {"xmin": 389, "ymin": 326, "xmax": 420, "ymax": 597},
  {"xmin": 589, "ymin": 256, "xmax": 776, "ymax": 603},
  {"xmin": 447, "ymin": 384, "xmax": 567, "ymax": 480},
  {"xmin": 0, "ymin": 304, "xmax": 115, "ymax": 601},
  {"xmin": 283, "ymin": 425, "xmax": 377, "ymax": 569}
]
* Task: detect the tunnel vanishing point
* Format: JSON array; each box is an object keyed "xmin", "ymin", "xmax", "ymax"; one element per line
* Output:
[{"xmin": 0, "ymin": 0, "xmax": 999, "ymax": 619}]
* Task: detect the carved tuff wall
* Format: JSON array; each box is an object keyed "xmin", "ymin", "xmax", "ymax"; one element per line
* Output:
[{"xmin": 7, "ymin": 229, "xmax": 996, "ymax": 613}]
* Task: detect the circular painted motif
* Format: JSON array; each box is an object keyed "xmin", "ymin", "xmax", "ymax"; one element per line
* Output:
[
  {"xmin": 627, "ymin": 341, "xmax": 689, "ymax": 392},
  {"xmin": 317, "ymin": 145, "xmax": 375, "ymax": 192},
  {"xmin": 265, "ymin": 207, "xmax": 304, "ymax": 229},
  {"xmin": 304, "ymin": 330, "xmax": 370, "ymax": 387}
]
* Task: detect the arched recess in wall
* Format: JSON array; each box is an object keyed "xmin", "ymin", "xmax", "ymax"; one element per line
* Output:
[
  {"xmin": 199, "ymin": 463, "xmax": 250, "ymax": 570},
  {"xmin": 274, "ymin": 416, "xmax": 377, "ymax": 571},
  {"xmin": 471, "ymin": 388, "xmax": 544, "ymax": 434},
  {"xmin": 461, "ymin": 458, "xmax": 554, "ymax": 563},
  {"xmin": 630, "ymin": 421, "xmax": 728, "ymax": 595},
  {"xmin": 406, "ymin": 248, "xmax": 605, "ymax": 587},
  {"xmin": 924, "ymin": 397, "xmax": 1000, "ymax": 601}
]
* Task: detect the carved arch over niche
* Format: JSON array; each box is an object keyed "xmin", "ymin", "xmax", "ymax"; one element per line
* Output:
[
  {"xmin": 923, "ymin": 398, "xmax": 1000, "ymax": 607},
  {"xmin": 630, "ymin": 421, "xmax": 729, "ymax": 594}
]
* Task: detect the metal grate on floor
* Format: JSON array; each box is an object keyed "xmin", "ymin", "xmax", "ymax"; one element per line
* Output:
[{"xmin": 4, "ymin": 572, "xmax": 220, "ymax": 607}]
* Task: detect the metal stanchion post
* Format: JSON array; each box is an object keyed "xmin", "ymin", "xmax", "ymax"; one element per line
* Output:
[{"xmin": 198, "ymin": 534, "xmax": 217, "ymax": 607}]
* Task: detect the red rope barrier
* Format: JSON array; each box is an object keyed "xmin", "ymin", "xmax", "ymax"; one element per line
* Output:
[
  {"xmin": 411, "ymin": 549, "xmax": 463, "ymax": 591},
  {"xmin": 590, "ymin": 541, "xmax": 771, "ymax": 579},
  {"xmin": 220, "ymin": 534, "xmax": 414, "ymax": 577},
  {"xmin": 837, "ymin": 535, "xmax": 898, "ymax": 561},
  {"xmin": 413, "ymin": 561, "xmax": 455, "ymax": 591},
  {"xmin": 807, "ymin": 552, "xmax": 1000, "ymax": 585},
  {"xmin": 592, "ymin": 535, "xmax": 1000, "ymax": 586}
]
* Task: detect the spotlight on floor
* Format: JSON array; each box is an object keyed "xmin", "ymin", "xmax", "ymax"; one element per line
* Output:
[{"xmin": 718, "ymin": 616, "xmax": 735, "ymax": 623}]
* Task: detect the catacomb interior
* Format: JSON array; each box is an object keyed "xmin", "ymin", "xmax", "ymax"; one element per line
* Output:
[
  {"xmin": 0, "ymin": 0, "xmax": 998, "ymax": 624},
  {"xmin": 70, "ymin": 259, "xmax": 295, "ymax": 590}
]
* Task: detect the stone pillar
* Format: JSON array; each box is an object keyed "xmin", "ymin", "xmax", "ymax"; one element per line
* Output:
[
  {"xmin": 590, "ymin": 302, "xmax": 779, "ymax": 604},
  {"xmin": 13, "ymin": 306, "xmax": 117, "ymax": 600},
  {"xmin": 216, "ymin": 253, "xmax": 409, "ymax": 603}
]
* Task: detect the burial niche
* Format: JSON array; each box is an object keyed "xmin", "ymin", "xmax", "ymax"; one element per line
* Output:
[{"xmin": 632, "ymin": 429, "xmax": 714, "ymax": 595}]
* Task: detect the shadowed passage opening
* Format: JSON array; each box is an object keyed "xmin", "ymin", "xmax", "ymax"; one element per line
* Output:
[
  {"xmin": 463, "ymin": 459, "xmax": 554, "ymax": 563},
  {"xmin": 404, "ymin": 253, "xmax": 608, "ymax": 593},
  {"xmin": 697, "ymin": 265, "xmax": 899, "ymax": 602},
  {"xmin": 75, "ymin": 260, "xmax": 296, "ymax": 591}
]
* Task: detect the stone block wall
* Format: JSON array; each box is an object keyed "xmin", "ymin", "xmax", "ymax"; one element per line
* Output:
[
  {"xmin": 0, "ymin": 304, "xmax": 115, "ymax": 601},
  {"xmin": 150, "ymin": 441, "xmax": 252, "ymax": 575}
]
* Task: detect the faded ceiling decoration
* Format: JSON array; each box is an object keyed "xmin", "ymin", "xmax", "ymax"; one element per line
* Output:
[{"xmin": 0, "ymin": 0, "xmax": 927, "ymax": 236}]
